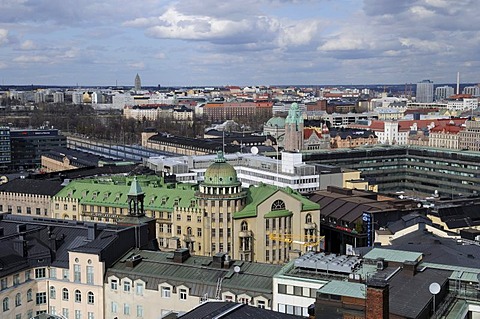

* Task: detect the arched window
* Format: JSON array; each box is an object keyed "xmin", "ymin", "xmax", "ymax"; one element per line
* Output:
[
  {"xmin": 75, "ymin": 290, "xmax": 81, "ymax": 303},
  {"xmin": 27, "ymin": 289, "xmax": 33, "ymax": 302},
  {"xmin": 62, "ymin": 288, "xmax": 69, "ymax": 301},
  {"xmin": 87, "ymin": 292, "xmax": 94, "ymax": 305},
  {"xmin": 49, "ymin": 286, "xmax": 56, "ymax": 299},
  {"xmin": 2, "ymin": 297, "xmax": 9, "ymax": 311},
  {"xmin": 15, "ymin": 293, "xmax": 21, "ymax": 307},
  {"xmin": 305, "ymin": 214, "xmax": 312, "ymax": 224},
  {"xmin": 271, "ymin": 200, "xmax": 285, "ymax": 211},
  {"xmin": 241, "ymin": 221, "xmax": 248, "ymax": 231},
  {"xmin": 187, "ymin": 227, "xmax": 192, "ymax": 236}
]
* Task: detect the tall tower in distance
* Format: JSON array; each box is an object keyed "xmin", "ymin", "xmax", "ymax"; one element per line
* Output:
[
  {"xmin": 284, "ymin": 102, "xmax": 304, "ymax": 152},
  {"xmin": 134, "ymin": 73, "xmax": 141, "ymax": 92},
  {"xmin": 416, "ymin": 80, "xmax": 434, "ymax": 103}
]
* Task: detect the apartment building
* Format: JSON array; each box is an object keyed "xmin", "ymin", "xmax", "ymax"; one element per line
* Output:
[{"xmin": 0, "ymin": 212, "xmax": 153, "ymax": 319}]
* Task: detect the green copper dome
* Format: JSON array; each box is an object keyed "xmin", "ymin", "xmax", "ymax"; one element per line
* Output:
[
  {"xmin": 265, "ymin": 116, "xmax": 286, "ymax": 128},
  {"xmin": 204, "ymin": 151, "xmax": 238, "ymax": 186}
]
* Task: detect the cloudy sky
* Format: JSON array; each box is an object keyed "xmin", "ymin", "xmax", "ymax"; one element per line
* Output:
[{"xmin": 0, "ymin": 0, "xmax": 479, "ymax": 86}]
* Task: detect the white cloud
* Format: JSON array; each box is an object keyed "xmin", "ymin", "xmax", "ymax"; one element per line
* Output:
[
  {"xmin": 128, "ymin": 61, "xmax": 146, "ymax": 70},
  {"xmin": 410, "ymin": 6, "xmax": 436, "ymax": 18},
  {"xmin": 0, "ymin": 29, "xmax": 8, "ymax": 45},
  {"xmin": 20, "ymin": 40, "xmax": 36, "ymax": 50},
  {"xmin": 399, "ymin": 37, "xmax": 452, "ymax": 53},
  {"xmin": 277, "ymin": 20, "xmax": 320, "ymax": 47},
  {"xmin": 153, "ymin": 52, "xmax": 166, "ymax": 59},
  {"xmin": 13, "ymin": 55, "xmax": 49, "ymax": 63}
]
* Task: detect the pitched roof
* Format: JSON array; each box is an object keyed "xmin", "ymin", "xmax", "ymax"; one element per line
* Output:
[
  {"xmin": 54, "ymin": 175, "xmax": 198, "ymax": 212},
  {"xmin": 234, "ymin": 184, "xmax": 320, "ymax": 219},
  {"xmin": 179, "ymin": 301, "xmax": 302, "ymax": 319},
  {"xmin": 106, "ymin": 249, "xmax": 281, "ymax": 298}
]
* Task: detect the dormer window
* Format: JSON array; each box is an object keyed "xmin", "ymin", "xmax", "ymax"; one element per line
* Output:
[
  {"xmin": 150, "ymin": 196, "xmax": 157, "ymax": 204},
  {"xmin": 174, "ymin": 198, "xmax": 180, "ymax": 206},
  {"xmin": 161, "ymin": 197, "xmax": 168, "ymax": 206}
]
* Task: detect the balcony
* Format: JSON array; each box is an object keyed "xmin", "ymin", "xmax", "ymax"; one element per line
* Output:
[
  {"xmin": 238, "ymin": 230, "xmax": 253, "ymax": 238},
  {"xmin": 304, "ymin": 222, "xmax": 316, "ymax": 230}
]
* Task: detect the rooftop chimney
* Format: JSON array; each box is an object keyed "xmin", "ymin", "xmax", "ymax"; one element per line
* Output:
[
  {"xmin": 173, "ymin": 248, "xmax": 190, "ymax": 263},
  {"xmin": 126, "ymin": 254, "xmax": 143, "ymax": 268},
  {"xmin": 366, "ymin": 278, "xmax": 389, "ymax": 319},
  {"xmin": 87, "ymin": 224, "xmax": 97, "ymax": 241},
  {"xmin": 213, "ymin": 252, "xmax": 227, "ymax": 268}
]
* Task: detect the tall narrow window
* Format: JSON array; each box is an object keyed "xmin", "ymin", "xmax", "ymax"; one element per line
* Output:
[
  {"xmin": 75, "ymin": 290, "xmax": 81, "ymax": 303},
  {"xmin": 50, "ymin": 286, "xmax": 56, "ymax": 299},
  {"xmin": 74, "ymin": 264, "xmax": 81, "ymax": 283},
  {"xmin": 86, "ymin": 266, "xmax": 94, "ymax": 284},
  {"xmin": 87, "ymin": 292, "xmax": 94, "ymax": 305}
]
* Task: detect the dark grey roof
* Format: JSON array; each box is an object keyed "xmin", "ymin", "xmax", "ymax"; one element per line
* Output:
[
  {"xmin": 329, "ymin": 128, "xmax": 377, "ymax": 139},
  {"xmin": 105, "ymin": 249, "xmax": 282, "ymax": 299},
  {"xmin": 0, "ymin": 178, "xmax": 64, "ymax": 196},
  {"xmin": 149, "ymin": 133, "xmax": 241, "ymax": 153},
  {"xmin": 387, "ymin": 213, "xmax": 432, "ymax": 234},
  {"xmin": 0, "ymin": 213, "xmax": 151, "ymax": 276},
  {"xmin": 436, "ymin": 203, "xmax": 480, "ymax": 228},
  {"xmin": 389, "ymin": 229, "xmax": 480, "ymax": 269},
  {"xmin": 29, "ymin": 164, "xmax": 140, "ymax": 181},
  {"xmin": 388, "ymin": 268, "xmax": 450, "ymax": 318},
  {"xmin": 42, "ymin": 147, "xmax": 118, "ymax": 167},
  {"xmin": 178, "ymin": 301, "xmax": 303, "ymax": 319}
]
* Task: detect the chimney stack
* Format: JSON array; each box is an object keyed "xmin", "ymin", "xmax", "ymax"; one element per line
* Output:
[
  {"xmin": 457, "ymin": 72, "xmax": 460, "ymax": 95},
  {"xmin": 366, "ymin": 278, "xmax": 389, "ymax": 319},
  {"xmin": 173, "ymin": 248, "xmax": 190, "ymax": 263}
]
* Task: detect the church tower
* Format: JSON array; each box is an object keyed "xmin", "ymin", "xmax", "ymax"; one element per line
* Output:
[
  {"xmin": 284, "ymin": 102, "xmax": 304, "ymax": 152},
  {"xmin": 134, "ymin": 73, "xmax": 141, "ymax": 92}
]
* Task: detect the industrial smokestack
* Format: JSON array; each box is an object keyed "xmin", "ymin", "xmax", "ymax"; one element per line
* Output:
[{"xmin": 457, "ymin": 72, "xmax": 460, "ymax": 95}]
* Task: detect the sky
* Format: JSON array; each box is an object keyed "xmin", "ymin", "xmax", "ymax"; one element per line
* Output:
[{"xmin": 0, "ymin": 0, "xmax": 479, "ymax": 87}]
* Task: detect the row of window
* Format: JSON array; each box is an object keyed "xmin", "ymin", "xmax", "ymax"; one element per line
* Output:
[
  {"xmin": 55, "ymin": 308, "xmax": 95, "ymax": 319},
  {"xmin": 0, "ymin": 205, "xmax": 48, "ymax": 216},
  {"xmin": 0, "ymin": 268, "xmax": 44, "ymax": 291},
  {"xmin": 110, "ymin": 301, "xmax": 144, "ymax": 319},
  {"xmin": 277, "ymin": 284, "xmax": 317, "ymax": 298},
  {"xmin": 49, "ymin": 287, "xmax": 95, "ymax": 304},
  {"xmin": 110, "ymin": 279, "xmax": 144, "ymax": 295}
]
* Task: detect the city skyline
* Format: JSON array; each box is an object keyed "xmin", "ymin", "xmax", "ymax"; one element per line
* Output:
[{"xmin": 0, "ymin": 0, "xmax": 479, "ymax": 87}]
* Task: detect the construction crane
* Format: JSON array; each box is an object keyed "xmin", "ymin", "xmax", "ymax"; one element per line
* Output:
[{"xmin": 268, "ymin": 233, "xmax": 325, "ymax": 251}]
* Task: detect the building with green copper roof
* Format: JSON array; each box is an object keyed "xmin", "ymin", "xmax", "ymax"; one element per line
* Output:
[{"xmin": 53, "ymin": 154, "xmax": 321, "ymax": 265}]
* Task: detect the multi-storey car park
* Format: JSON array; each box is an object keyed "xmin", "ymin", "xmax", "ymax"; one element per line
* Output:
[{"xmin": 302, "ymin": 145, "xmax": 480, "ymax": 199}]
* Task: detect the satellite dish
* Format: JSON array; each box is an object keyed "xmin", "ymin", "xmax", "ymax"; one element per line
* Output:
[
  {"xmin": 233, "ymin": 266, "xmax": 241, "ymax": 273},
  {"xmin": 429, "ymin": 282, "xmax": 441, "ymax": 295},
  {"xmin": 0, "ymin": 176, "xmax": 8, "ymax": 185},
  {"xmin": 251, "ymin": 146, "xmax": 259, "ymax": 155}
]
